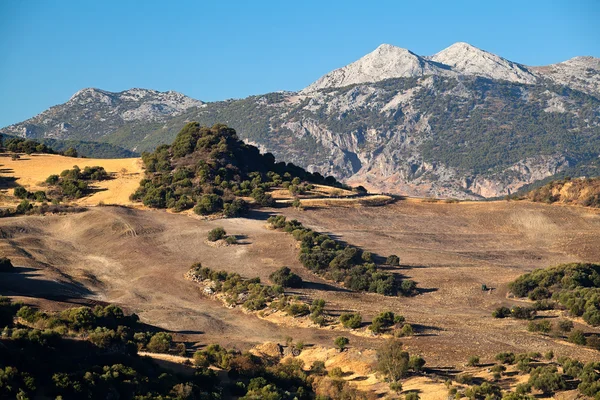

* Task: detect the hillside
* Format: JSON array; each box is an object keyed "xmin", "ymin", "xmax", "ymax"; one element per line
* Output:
[
  {"xmin": 2, "ymin": 43, "xmax": 600, "ymax": 198},
  {"xmin": 526, "ymin": 177, "xmax": 600, "ymax": 207},
  {"xmin": 0, "ymin": 153, "xmax": 143, "ymax": 206}
]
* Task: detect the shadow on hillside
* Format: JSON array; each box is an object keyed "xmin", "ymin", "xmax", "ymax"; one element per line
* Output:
[
  {"xmin": 0, "ymin": 266, "xmax": 94, "ymax": 301},
  {"xmin": 0, "ymin": 175, "xmax": 18, "ymax": 190},
  {"xmin": 301, "ymin": 281, "xmax": 352, "ymax": 293}
]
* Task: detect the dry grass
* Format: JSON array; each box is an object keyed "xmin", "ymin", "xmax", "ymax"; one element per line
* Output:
[{"xmin": 0, "ymin": 153, "xmax": 143, "ymax": 206}]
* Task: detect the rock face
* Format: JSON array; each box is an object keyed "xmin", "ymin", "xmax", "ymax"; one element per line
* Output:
[{"xmin": 2, "ymin": 43, "xmax": 599, "ymax": 198}]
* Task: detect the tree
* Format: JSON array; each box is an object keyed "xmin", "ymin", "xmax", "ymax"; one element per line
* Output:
[
  {"xmin": 557, "ymin": 319, "xmax": 574, "ymax": 333},
  {"xmin": 528, "ymin": 366, "xmax": 566, "ymax": 395},
  {"xmin": 147, "ymin": 332, "xmax": 172, "ymax": 353},
  {"xmin": 376, "ymin": 339, "xmax": 410, "ymax": 383},
  {"xmin": 334, "ymin": 336, "xmax": 349, "ymax": 352},
  {"xmin": 269, "ymin": 267, "xmax": 302, "ymax": 288},
  {"xmin": 207, "ymin": 227, "xmax": 226, "ymax": 242},
  {"xmin": 568, "ymin": 330, "xmax": 587, "ymax": 346},
  {"xmin": 386, "ymin": 255, "xmax": 400, "ymax": 266},
  {"xmin": 64, "ymin": 147, "xmax": 78, "ymax": 157},
  {"xmin": 409, "ymin": 355, "xmax": 426, "ymax": 372},
  {"xmin": 339, "ymin": 313, "xmax": 362, "ymax": 329}
]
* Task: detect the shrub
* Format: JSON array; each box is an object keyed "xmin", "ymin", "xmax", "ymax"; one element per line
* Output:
[
  {"xmin": 147, "ymin": 332, "xmax": 172, "ymax": 353},
  {"xmin": 527, "ymin": 320, "xmax": 551, "ymax": 333},
  {"xmin": 334, "ymin": 336, "xmax": 349, "ymax": 352},
  {"xmin": 13, "ymin": 186, "xmax": 29, "ymax": 199},
  {"xmin": 556, "ymin": 319, "xmax": 574, "ymax": 333},
  {"xmin": 339, "ymin": 313, "xmax": 362, "ymax": 329},
  {"xmin": 528, "ymin": 366, "xmax": 566, "ymax": 394},
  {"xmin": 467, "ymin": 356, "xmax": 480, "ymax": 367},
  {"xmin": 386, "ymin": 255, "xmax": 400, "ymax": 266},
  {"xmin": 492, "ymin": 306, "xmax": 511, "ymax": 318},
  {"xmin": 269, "ymin": 267, "xmax": 302, "ymax": 288},
  {"xmin": 495, "ymin": 352, "xmax": 515, "ymax": 364},
  {"xmin": 409, "ymin": 355, "xmax": 426, "ymax": 372},
  {"xmin": 568, "ymin": 330, "xmax": 587, "ymax": 346},
  {"xmin": 225, "ymin": 236, "xmax": 237, "ymax": 245},
  {"xmin": 207, "ymin": 227, "xmax": 226, "ymax": 242},
  {"xmin": 511, "ymin": 306, "xmax": 536, "ymax": 320}
]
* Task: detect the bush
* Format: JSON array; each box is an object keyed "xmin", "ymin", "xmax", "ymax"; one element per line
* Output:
[
  {"xmin": 511, "ymin": 306, "xmax": 536, "ymax": 320},
  {"xmin": 339, "ymin": 313, "xmax": 362, "ymax": 329},
  {"xmin": 207, "ymin": 227, "xmax": 226, "ymax": 242},
  {"xmin": 495, "ymin": 352, "xmax": 515, "ymax": 364},
  {"xmin": 568, "ymin": 330, "xmax": 587, "ymax": 346},
  {"xmin": 557, "ymin": 319, "xmax": 574, "ymax": 333},
  {"xmin": 147, "ymin": 332, "xmax": 172, "ymax": 353},
  {"xmin": 492, "ymin": 306, "xmax": 511, "ymax": 318},
  {"xmin": 528, "ymin": 366, "xmax": 566, "ymax": 395},
  {"xmin": 528, "ymin": 320, "xmax": 552, "ymax": 333},
  {"xmin": 334, "ymin": 336, "xmax": 349, "ymax": 352},
  {"xmin": 386, "ymin": 255, "xmax": 400, "ymax": 266},
  {"xmin": 467, "ymin": 356, "xmax": 480, "ymax": 367},
  {"xmin": 269, "ymin": 267, "xmax": 302, "ymax": 288}
]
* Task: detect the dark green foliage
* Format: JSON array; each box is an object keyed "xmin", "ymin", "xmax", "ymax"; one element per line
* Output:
[
  {"xmin": 339, "ymin": 313, "xmax": 362, "ymax": 329},
  {"xmin": 334, "ymin": 336, "xmax": 349, "ymax": 351},
  {"xmin": 133, "ymin": 123, "xmax": 339, "ymax": 217},
  {"xmin": 510, "ymin": 306, "xmax": 536, "ymax": 320},
  {"xmin": 495, "ymin": 352, "xmax": 516, "ymax": 364},
  {"xmin": 0, "ymin": 257, "xmax": 14, "ymax": 273},
  {"xmin": 187, "ymin": 264, "xmax": 286, "ymax": 312},
  {"xmin": 386, "ymin": 255, "xmax": 400, "ymax": 266},
  {"xmin": 527, "ymin": 320, "xmax": 552, "ymax": 333},
  {"xmin": 528, "ymin": 366, "xmax": 566, "ymax": 395},
  {"xmin": 207, "ymin": 227, "xmax": 226, "ymax": 242},
  {"xmin": 492, "ymin": 306, "xmax": 511, "ymax": 318},
  {"xmin": 63, "ymin": 147, "xmax": 78, "ymax": 157},
  {"xmin": 44, "ymin": 165, "xmax": 110, "ymax": 200},
  {"xmin": 268, "ymin": 215, "xmax": 415, "ymax": 297},
  {"xmin": 1, "ymin": 136, "xmax": 56, "ymax": 155},
  {"xmin": 509, "ymin": 263, "xmax": 600, "ymax": 326},
  {"xmin": 269, "ymin": 267, "xmax": 303, "ymax": 288},
  {"xmin": 568, "ymin": 330, "xmax": 587, "ymax": 346}
]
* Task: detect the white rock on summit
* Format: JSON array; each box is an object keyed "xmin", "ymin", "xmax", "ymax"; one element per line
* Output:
[
  {"xmin": 302, "ymin": 44, "xmax": 449, "ymax": 92},
  {"xmin": 531, "ymin": 56, "xmax": 600, "ymax": 97},
  {"xmin": 429, "ymin": 42, "xmax": 538, "ymax": 84},
  {"xmin": 304, "ymin": 42, "xmax": 544, "ymax": 91}
]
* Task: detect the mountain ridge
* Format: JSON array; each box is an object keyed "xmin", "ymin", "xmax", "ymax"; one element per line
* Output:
[{"xmin": 2, "ymin": 43, "xmax": 599, "ymax": 198}]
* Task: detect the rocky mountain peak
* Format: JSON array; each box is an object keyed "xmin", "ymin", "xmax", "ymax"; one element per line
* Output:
[
  {"xmin": 302, "ymin": 44, "xmax": 446, "ymax": 92},
  {"xmin": 429, "ymin": 42, "xmax": 538, "ymax": 84}
]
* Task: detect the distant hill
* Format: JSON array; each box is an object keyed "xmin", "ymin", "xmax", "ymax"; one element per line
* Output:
[{"xmin": 2, "ymin": 43, "xmax": 599, "ymax": 198}]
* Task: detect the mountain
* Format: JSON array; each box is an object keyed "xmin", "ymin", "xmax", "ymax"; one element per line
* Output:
[
  {"xmin": 0, "ymin": 88, "xmax": 204, "ymax": 152},
  {"xmin": 2, "ymin": 43, "xmax": 600, "ymax": 198},
  {"xmin": 428, "ymin": 42, "xmax": 537, "ymax": 84},
  {"xmin": 302, "ymin": 44, "xmax": 449, "ymax": 92}
]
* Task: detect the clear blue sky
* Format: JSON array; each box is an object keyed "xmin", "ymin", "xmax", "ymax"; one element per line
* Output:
[{"xmin": 1, "ymin": 0, "xmax": 598, "ymax": 127}]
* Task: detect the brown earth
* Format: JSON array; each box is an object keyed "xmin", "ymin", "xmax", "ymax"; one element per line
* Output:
[
  {"xmin": 1, "ymin": 200, "xmax": 599, "ymax": 368},
  {"xmin": 1, "ymin": 154, "xmax": 600, "ymax": 397}
]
